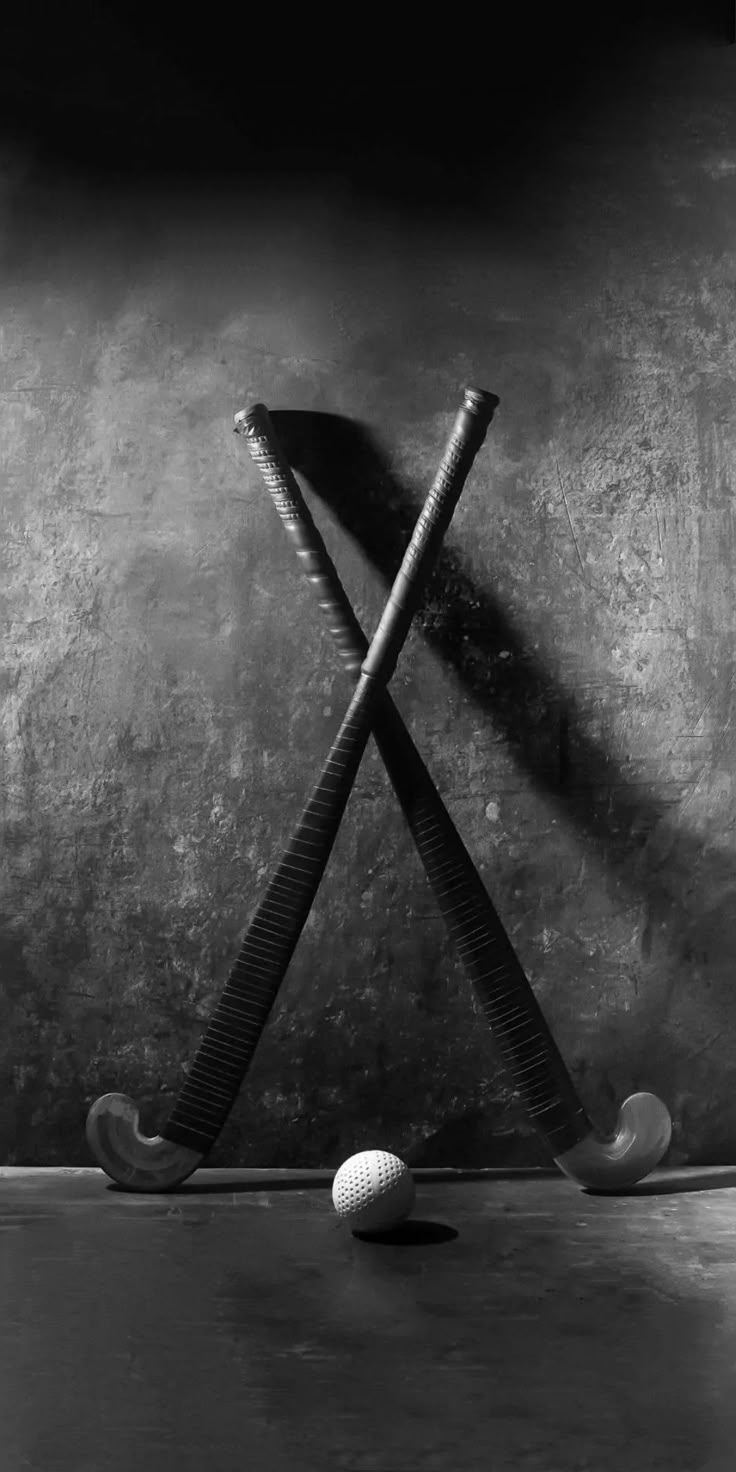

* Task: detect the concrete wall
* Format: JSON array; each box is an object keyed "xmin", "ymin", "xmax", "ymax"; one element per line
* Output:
[{"xmin": 2, "ymin": 11, "xmax": 736, "ymax": 1167}]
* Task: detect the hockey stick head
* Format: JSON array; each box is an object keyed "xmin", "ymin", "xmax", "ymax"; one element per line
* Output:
[
  {"xmin": 554, "ymin": 1091, "xmax": 672, "ymax": 1191},
  {"xmin": 86, "ymin": 1093, "xmax": 203, "ymax": 1191}
]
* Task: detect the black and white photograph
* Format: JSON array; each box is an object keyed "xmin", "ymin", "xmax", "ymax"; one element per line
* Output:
[{"xmin": 2, "ymin": 4, "xmax": 736, "ymax": 1469}]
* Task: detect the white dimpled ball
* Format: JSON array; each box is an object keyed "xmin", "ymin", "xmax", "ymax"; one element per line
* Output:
[{"xmin": 332, "ymin": 1149, "xmax": 415, "ymax": 1233}]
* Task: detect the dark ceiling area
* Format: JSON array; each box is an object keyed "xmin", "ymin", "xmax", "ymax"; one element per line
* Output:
[{"xmin": 0, "ymin": 2, "xmax": 733, "ymax": 181}]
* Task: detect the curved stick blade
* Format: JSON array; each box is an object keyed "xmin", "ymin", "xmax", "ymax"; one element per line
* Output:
[
  {"xmin": 86, "ymin": 1093, "xmax": 203, "ymax": 1192},
  {"xmin": 555, "ymin": 1092, "xmax": 672, "ymax": 1191}
]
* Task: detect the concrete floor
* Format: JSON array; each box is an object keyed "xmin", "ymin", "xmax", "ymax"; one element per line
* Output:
[{"xmin": 3, "ymin": 1166, "xmax": 736, "ymax": 1471}]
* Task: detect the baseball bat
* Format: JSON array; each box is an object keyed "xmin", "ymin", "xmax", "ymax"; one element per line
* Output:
[
  {"xmin": 86, "ymin": 387, "xmax": 497, "ymax": 1190},
  {"xmin": 235, "ymin": 404, "xmax": 671, "ymax": 1191}
]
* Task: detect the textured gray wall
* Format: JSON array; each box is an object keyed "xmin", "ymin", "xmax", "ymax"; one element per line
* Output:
[{"xmin": 2, "ymin": 13, "xmax": 736, "ymax": 1166}]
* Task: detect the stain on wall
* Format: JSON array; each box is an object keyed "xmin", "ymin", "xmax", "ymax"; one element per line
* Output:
[{"xmin": 1, "ymin": 10, "xmax": 736, "ymax": 1166}]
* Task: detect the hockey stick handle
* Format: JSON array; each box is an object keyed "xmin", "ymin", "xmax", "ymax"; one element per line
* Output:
[
  {"xmin": 239, "ymin": 406, "xmax": 671, "ymax": 1190},
  {"xmin": 233, "ymin": 409, "xmax": 367, "ymax": 677},
  {"xmin": 85, "ymin": 389, "xmax": 496, "ymax": 1190},
  {"xmin": 240, "ymin": 389, "xmax": 498, "ymax": 685}
]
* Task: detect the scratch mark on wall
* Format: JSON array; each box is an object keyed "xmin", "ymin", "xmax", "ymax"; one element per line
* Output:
[
  {"xmin": 689, "ymin": 694, "xmax": 715, "ymax": 735},
  {"xmin": 653, "ymin": 508, "xmax": 662, "ymax": 553},
  {"xmin": 679, "ymin": 713, "xmax": 733, "ymax": 813},
  {"xmin": 556, "ymin": 460, "xmax": 586, "ymax": 579},
  {"xmin": 686, "ymin": 1030, "xmax": 726, "ymax": 1063}
]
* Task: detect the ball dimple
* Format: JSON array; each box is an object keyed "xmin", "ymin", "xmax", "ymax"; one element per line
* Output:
[{"xmin": 332, "ymin": 1149, "xmax": 415, "ymax": 1233}]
